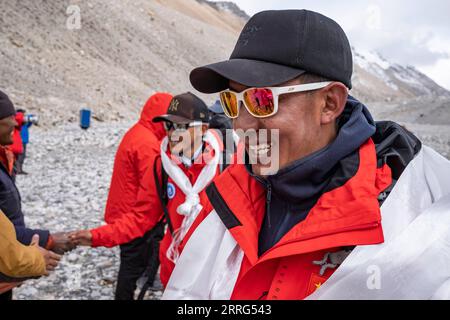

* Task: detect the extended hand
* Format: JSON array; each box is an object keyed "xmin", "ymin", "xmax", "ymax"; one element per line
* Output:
[
  {"xmin": 68, "ymin": 230, "xmax": 92, "ymax": 247},
  {"xmin": 51, "ymin": 232, "xmax": 78, "ymax": 254}
]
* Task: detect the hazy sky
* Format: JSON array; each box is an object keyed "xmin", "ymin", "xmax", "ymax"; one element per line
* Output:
[{"xmin": 217, "ymin": 0, "xmax": 450, "ymax": 90}]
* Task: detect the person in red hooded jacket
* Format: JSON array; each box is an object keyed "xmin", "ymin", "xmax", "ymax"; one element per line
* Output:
[
  {"xmin": 71, "ymin": 92, "xmax": 230, "ymax": 297},
  {"xmin": 69, "ymin": 92, "xmax": 172, "ymax": 300}
]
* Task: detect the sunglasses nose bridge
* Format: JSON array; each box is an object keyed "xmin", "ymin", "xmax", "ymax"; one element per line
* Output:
[
  {"xmin": 236, "ymin": 98, "xmax": 245, "ymax": 117},
  {"xmin": 239, "ymin": 90, "xmax": 256, "ymax": 118},
  {"xmin": 238, "ymin": 98, "xmax": 259, "ymax": 124}
]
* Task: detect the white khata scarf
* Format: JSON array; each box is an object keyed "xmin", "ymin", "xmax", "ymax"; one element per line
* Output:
[{"xmin": 161, "ymin": 130, "xmax": 221, "ymax": 263}]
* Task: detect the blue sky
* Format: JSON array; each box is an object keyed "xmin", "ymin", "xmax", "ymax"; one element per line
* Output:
[{"xmin": 216, "ymin": 0, "xmax": 450, "ymax": 90}]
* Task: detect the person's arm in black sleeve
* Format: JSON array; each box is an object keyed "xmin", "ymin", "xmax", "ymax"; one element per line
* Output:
[{"xmin": 14, "ymin": 225, "xmax": 50, "ymax": 247}]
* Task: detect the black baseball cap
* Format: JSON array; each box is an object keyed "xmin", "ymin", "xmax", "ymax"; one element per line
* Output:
[
  {"xmin": 152, "ymin": 92, "xmax": 210, "ymax": 124},
  {"xmin": 190, "ymin": 10, "xmax": 353, "ymax": 93},
  {"xmin": 0, "ymin": 90, "xmax": 16, "ymax": 120}
]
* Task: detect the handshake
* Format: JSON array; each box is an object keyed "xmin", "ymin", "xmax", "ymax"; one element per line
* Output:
[
  {"xmin": 17, "ymin": 230, "xmax": 94, "ymax": 282},
  {"xmin": 49, "ymin": 230, "xmax": 93, "ymax": 255},
  {"xmin": 67, "ymin": 230, "xmax": 93, "ymax": 247}
]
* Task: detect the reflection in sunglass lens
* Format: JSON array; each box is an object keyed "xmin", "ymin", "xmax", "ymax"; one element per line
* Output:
[
  {"xmin": 164, "ymin": 121, "xmax": 190, "ymax": 131},
  {"xmin": 220, "ymin": 92, "xmax": 239, "ymax": 118},
  {"xmin": 174, "ymin": 123, "xmax": 189, "ymax": 131},
  {"xmin": 244, "ymin": 88, "xmax": 275, "ymax": 117}
]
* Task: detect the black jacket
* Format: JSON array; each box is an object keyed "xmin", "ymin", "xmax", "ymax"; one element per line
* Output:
[{"xmin": 0, "ymin": 163, "xmax": 49, "ymax": 247}]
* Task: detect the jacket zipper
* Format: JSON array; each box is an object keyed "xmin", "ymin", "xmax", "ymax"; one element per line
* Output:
[
  {"xmin": 252, "ymin": 174, "xmax": 272, "ymax": 228},
  {"xmin": 266, "ymin": 182, "xmax": 272, "ymax": 228}
]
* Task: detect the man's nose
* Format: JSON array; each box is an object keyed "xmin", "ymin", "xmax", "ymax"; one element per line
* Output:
[
  {"xmin": 235, "ymin": 101, "xmax": 260, "ymax": 131},
  {"xmin": 169, "ymin": 130, "xmax": 177, "ymax": 140}
]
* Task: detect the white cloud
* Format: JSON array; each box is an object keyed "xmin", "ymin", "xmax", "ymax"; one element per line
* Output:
[{"xmin": 419, "ymin": 60, "xmax": 450, "ymax": 90}]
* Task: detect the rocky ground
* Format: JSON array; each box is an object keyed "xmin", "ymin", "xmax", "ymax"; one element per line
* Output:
[
  {"xmin": 12, "ymin": 121, "xmax": 162, "ymax": 300},
  {"xmin": 400, "ymin": 123, "xmax": 450, "ymax": 159},
  {"xmin": 0, "ymin": 0, "xmax": 240, "ymax": 127}
]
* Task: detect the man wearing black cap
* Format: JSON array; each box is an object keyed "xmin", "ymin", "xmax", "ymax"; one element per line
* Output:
[
  {"xmin": 153, "ymin": 92, "xmax": 211, "ymax": 165},
  {"xmin": 161, "ymin": 10, "xmax": 450, "ymax": 300},
  {"xmin": 152, "ymin": 92, "xmax": 226, "ymax": 287}
]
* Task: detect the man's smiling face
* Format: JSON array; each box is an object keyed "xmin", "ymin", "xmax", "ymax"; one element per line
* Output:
[{"xmin": 230, "ymin": 76, "xmax": 348, "ymax": 176}]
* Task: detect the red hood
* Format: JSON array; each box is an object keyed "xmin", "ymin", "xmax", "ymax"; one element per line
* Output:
[
  {"xmin": 15, "ymin": 112, "xmax": 24, "ymax": 128},
  {"xmin": 139, "ymin": 93, "xmax": 172, "ymax": 141}
]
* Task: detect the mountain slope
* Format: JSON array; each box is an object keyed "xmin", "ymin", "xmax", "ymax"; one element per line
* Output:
[
  {"xmin": 0, "ymin": 0, "xmax": 237, "ymax": 125},
  {"xmin": 352, "ymin": 50, "xmax": 450, "ymax": 102},
  {"xmin": 0, "ymin": 0, "xmax": 448, "ymax": 126}
]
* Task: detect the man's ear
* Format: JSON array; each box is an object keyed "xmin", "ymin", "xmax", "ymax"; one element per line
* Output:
[{"xmin": 320, "ymin": 82, "xmax": 348, "ymax": 125}]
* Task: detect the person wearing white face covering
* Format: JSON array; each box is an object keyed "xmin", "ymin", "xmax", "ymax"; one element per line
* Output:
[{"xmin": 152, "ymin": 92, "xmax": 232, "ymax": 287}]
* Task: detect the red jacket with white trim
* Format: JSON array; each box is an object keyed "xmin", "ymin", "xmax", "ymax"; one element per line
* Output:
[{"xmin": 158, "ymin": 131, "xmax": 224, "ymax": 287}]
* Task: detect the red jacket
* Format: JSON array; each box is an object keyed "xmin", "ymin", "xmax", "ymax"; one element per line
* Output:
[
  {"xmin": 11, "ymin": 112, "xmax": 24, "ymax": 156},
  {"xmin": 90, "ymin": 93, "xmax": 172, "ymax": 247},
  {"xmin": 179, "ymin": 139, "xmax": 392, "ymax": 300},
  {"xmin": 159, "ymin": 133, "xmax": 223, "ymax": 287}
]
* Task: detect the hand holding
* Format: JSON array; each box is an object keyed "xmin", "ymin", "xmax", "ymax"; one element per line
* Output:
[
  {"xmin": 68, "ymin": 230, "xmax": 92, "ymax": 247},
  {"xmin": 50, "ymin": 232, "xmax": 77, "ymax": 254},
  {"xmin": 31, "ymin": 234, "xmax": 62, "ymax": 276}
]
